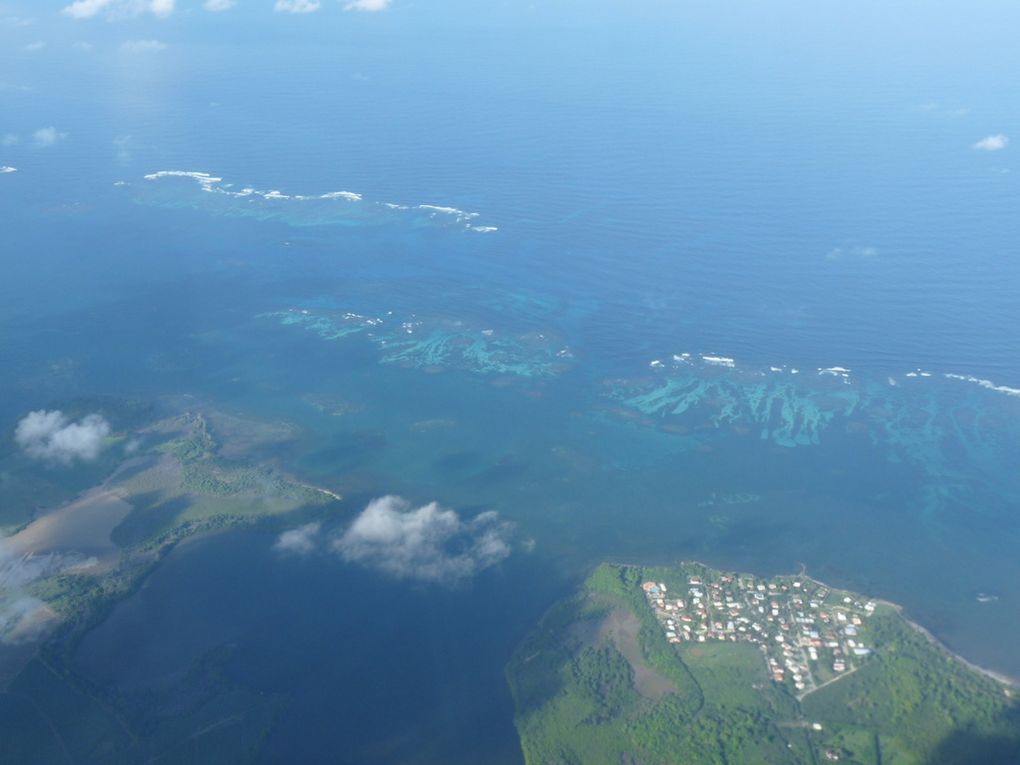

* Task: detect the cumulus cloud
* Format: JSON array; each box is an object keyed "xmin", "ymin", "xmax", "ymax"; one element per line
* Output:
[
  {"xmin": 62, "ymin": 0, "xmax": 174, "ymax": 20},
  {"xmin": 62, "ymin": 0, "xmax": 115, "ymax": 18},
  {"xmin": 973, "ymin": 134, "xmax": 1008, "ymax": 151},
  {"xmin": 121, "ymin": 39, "xmax": 167, "ymax": 53},
  {"xmin": 332, "ymin": 496, "xmax": 513, "ymax": 584},
  {"xmin": 23, "ymin": 41, "xmax": 45, "ymax": 52},
  {"xmin": 15, "ymin": 410, "xmax": 112, "ymax": 464},
  {"xmin": 274, "ymin": 0, "xmax": 320, "ymax": 12},
  {"xmin": 204, "ymin": 0, "xmax": 236, "ymax": 10},
  {"xmin": 32, "ymin": 127, "xmax": 67, "ymax": 147},
  {"xmin": 274, "ymin": 522, "xmax": 322, "ymax": 554},
  {"xmin": 2, "ymin": 133, "xmax": 18, "ymax": 146},
  {"xmin": 345, "ymin": 0, "xmax": 391, "ymax": 11},
  {"xmin": 149, "ymin": 0, "xmax": 174, "ymax": 17}
]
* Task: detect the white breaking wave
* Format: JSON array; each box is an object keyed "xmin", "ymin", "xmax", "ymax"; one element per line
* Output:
[
  {"xmin": 141, "ymin": 170, "xmax": 492, "ymax": 232},
  {"xmin": 417, "ymin": 204, "xmax": 480, "ymax": 225},
  {"xmin": 0, "ymin": 166, "xmax": 16, "ymax": 174},
  {"xmin": 648, "ymin": 354, "xmax": 1019, "ymax": 401},
  {"xmin": 646, "ymin": 352, "xmax": 1020, "ymax": 402},
  {"xmin": 645, "ymin": 352, "xmax": 860, "ymax": 385},
  {"xmin": 143, "ymin": 170, "xmax": 222, "ymax": 190},
  {"xmin": 945, "ymin": 373, "xmax": 1020, "ymax": 398},
  {"xmin": 321, "ymin": 191, "xmax": 363, "ymax": 201},
  {"xmin": 817, "ymin": 366, "xmax": 851, "ymax": 382},
  {"xmin": 701, "ymin": 355, "xmax": 736, "ymax": 368},
  {"xmin": 143, "ymin": 170, "xmax": 360, "ymax": 203}
]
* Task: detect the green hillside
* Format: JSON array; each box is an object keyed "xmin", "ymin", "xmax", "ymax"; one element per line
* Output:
[{"xmin": 507, "ymin": 563, "xmax": 1020, "ymax": 765}]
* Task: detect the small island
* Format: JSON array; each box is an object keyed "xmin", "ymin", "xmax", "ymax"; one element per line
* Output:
[{"xmin": 507, "ymin": 562, "xmax": 1020, "ymax": 765}]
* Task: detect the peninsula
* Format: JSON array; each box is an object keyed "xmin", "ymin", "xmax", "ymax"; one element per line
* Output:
[
  {"xmin": 507, "ymin": 562, "xmax": 1020, "ymax": 765},
  {"xmin": 0, "ymin": 404, "xmax": 342, "ymax": 762}
]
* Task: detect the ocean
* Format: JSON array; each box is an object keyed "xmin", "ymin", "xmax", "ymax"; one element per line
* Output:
[{"xmin": 2, "ymin": 0, "xmax": 1019, "ymax": 760}]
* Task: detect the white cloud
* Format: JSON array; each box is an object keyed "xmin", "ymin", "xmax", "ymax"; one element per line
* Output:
[
  {"xmin": 62, "ymin": 0, "xmax": 174, "ymax": 19},
  {"xmin": 973, "ymin": 134, "xmax": 1008, "ymax": 151},
  {"xmin": 32, "ymin": 127, "xmax": 68, "ymax": 147},
  {"xmin": 2, "ymin": 134, "xmax": 18, "ymax": 146},
  {"xmin": 344, "ymin": 0, "xmax": 391, "ymax": 11},
  {"xmin": 73, "ymin": 41, "xmax": 95, "ymax": 52},
  {"xmin": 1, "ymin": 542, "xmax": 95, "ymax": 644},
  {"xmin": 1, "ymin": 546, "xmax": 92, "ymax": 591},
  {"xmin": 15, "ymin": 410, "xmax": 112, "ymax": 464},
  {"xmin": 23, "ymin": 41, "xmax": 45, "ymax": 52},
  {"xmin": 203, "ymin": 0, "xmax": 236, "ymax": 10},
  {"xmin": 275, "ymin": 522, "xmax": 322, "ymax": 554},
  {"xmin": 149, "ymin": 0, "xmax": 174, "ymax": 17},
  {"xmin": 274, "ymin": 0, "xmax": 320, "ymax": 12},
  {"xmin": 62, "ymin": 0, "xmax": 115, "ymax": 18},
  {"xmin": 0, "ymin": 166, "xmax": 17, "ymax": 174},
  {"xmin": 121, "ymin": 39, "xmax": 167, "ymax": 53},
  {"xmin": 332, "ymin": 496, "xmax": 513, "ymax": 584},
  {"xmin": 0, "ymin": 596, "xmax": 53, "ymax": 644}
]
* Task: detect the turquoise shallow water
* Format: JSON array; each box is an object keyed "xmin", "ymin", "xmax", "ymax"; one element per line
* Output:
[{"xmin": 2, "ymin": 0, "xmax": 1020, "ymax": 760}]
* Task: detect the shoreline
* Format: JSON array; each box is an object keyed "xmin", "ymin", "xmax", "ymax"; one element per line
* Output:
[
  {"xmin": 789, "ymin": 562, "xmax": 1019, "ymax": 690},
  {"xmin": 895, "ymin": 607, "xmax": 1019, "ymax": 689},
  {"xmin": 617, "ymin": 558, "xmax": 1020, "ymax": 691},
  {"xmin": 303, "ymin": 483, "xmax": 342, "ymax": 502}
]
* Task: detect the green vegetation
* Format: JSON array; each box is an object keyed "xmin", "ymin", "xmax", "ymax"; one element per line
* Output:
[
  {"xmin": 111, "ymin": 411, "xmax": 330, "ymax": 545},
  {"xmin": 507, "ymin": 563, "xmax": 1020, "ymax": 765},
  {"xmin": 802, "ymin": 607, "xmax": 1020, "ymax": 764},
  {"xmin": 156, "ymin": 414, "xmax": 217, "ymax": 462},
  {"xmin": 5, "ymin": 408, "xmax": 338, "ymax": 655},
  {"xmin": 572, "ymin": 644, "xmax": 640, "ymax": 723},
  {"xmin": 1, "ymin": 405, "xmax": 342, "ymax": 762}
]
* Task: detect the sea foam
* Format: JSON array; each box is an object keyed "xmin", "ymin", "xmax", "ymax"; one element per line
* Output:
[
  {"xmin": 140, "ymin": 170, "xmax": 492, "ymax": 232},
  {"xmin": 701, "ymin": 355, "xmax": 736, "ymax": 368},
  {"xmin": 944, "ymin": 373, "xmax": 1020, "ymax": 398}
]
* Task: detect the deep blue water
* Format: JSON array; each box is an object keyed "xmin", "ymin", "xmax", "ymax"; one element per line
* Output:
[{"xmin": 2, "ymin": 0, "xmax": 1020, "ymax": 761}]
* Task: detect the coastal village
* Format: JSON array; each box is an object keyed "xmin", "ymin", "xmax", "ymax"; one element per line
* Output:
[{"xmin": 642, "ymin": 567, "xmax": 877, "ymax": 698}]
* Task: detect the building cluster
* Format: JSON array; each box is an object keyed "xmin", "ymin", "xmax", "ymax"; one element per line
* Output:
[{"xmin": 642, "ymin": 571, "xmax": 875, "ymax": 696}]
